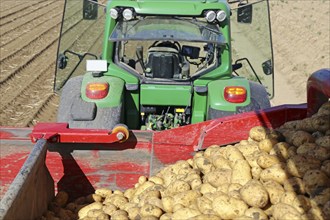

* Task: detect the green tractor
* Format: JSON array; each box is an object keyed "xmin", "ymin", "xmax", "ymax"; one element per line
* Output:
[{"xmin": 55, "ymin": 0, "xmax": 274, "ymax": 130}]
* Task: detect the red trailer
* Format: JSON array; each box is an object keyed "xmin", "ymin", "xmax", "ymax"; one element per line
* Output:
[{"xmin": 0, "ymin": 69, "xmax": 329, "ymax": 219}]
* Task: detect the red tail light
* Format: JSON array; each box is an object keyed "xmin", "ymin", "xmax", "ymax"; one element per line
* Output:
[
  {"xmin": 224, "ymin": 86, "xmax": 247, "ymax": 103},
  {"xmin": 86, "ymin": 82, "xmax": 109, "ymax": 99}
]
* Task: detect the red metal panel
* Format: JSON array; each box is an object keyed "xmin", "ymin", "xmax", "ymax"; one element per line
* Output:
[
  {"xmin": 307, "ymin": 69, "xmax": 330, "ymax": 116},
  {"xmin": 198, "ymin": 104, "xmax": 307, "ymax": 149}
]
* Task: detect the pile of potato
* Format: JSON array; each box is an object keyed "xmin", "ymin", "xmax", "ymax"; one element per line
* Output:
[{"xmin": 41, "ymin": 102, "xmax": 330, "ymax": 220}]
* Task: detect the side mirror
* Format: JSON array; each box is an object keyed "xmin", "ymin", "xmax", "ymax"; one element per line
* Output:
[
  {"xmin": 83, "ymin": 0, "xmax": 98, "ymax": 20},
  {"xmin": 58, "ymin": 53, "xmax": 68, "ymax": 69},
  {"xmin": 262, "ymin": 59, "xmax": 272, "ymax": 75},
  {"xmin": 237, "ymin": 3, "xmax": 253, "ymax": 24},
  {"xmin": 182, "ymin": 45, "xmax": 200, "ymax": 59}
]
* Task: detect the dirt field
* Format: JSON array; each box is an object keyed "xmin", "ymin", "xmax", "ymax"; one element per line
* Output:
[{"xmin": 0, "ymin": 0, "xmax": 329, "ymax": 127}]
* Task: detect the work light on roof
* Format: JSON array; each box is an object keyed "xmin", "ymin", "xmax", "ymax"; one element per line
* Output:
[
  {"xmin": 110, "ymin": 8, "xmax": 118, "ymax": 19},
  {"xmin": 123, "ymin": 8, "xmax": 134, "ymax": 20},
  {"xmin": 205, "ymin": 10, "xmax": 216, "ymax": 22},
  {"xmin": 216, "ymin": 10, "xmax": 226, "ymax": 22}
]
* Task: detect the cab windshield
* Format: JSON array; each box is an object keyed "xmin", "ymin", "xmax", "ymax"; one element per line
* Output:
[
  {"xmin": 110, "ymin": 18, "xmax": 226, "ymax": 44},
  {"xmin": 110, "ymin": 17, "xmax": 225, "ymax": 80}
]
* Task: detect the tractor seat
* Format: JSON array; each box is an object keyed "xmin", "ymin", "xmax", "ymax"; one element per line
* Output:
[{"xmin": 145, "ymin": 47, "xmax": 181, "ymax": 79}]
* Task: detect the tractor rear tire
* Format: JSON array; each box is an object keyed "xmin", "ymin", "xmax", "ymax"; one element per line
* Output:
[{"xmin": 57, "ymin": 76, "xmax": 121, "ymax": 129}]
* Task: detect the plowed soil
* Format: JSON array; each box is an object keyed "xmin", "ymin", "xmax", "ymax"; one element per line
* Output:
[{"xmin": 0, "ymin": 0, "xmax": 329, "ymax": 127}]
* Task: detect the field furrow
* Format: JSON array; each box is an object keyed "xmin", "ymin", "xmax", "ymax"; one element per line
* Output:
[
  {"xmin": 0, "ymin": 47, "xmax": 57, "ymax": 112},
  {"xmin": 0, "ymin": 1, "xmax": 27, "ymax": 13},
  {"xmin": 0, "ymin": 0, "xmax": 47, "ymax": 21},
  {"xmin": 0, "ymin": 13, "xmax": 62, "ymax": 62},
  {"xmin": 0, "ymin": 1, "xmax": 63, "ymax": 46},
  {"xmin": 0, "ymin": 0, "xmax": 51, "ymax": 27},
  {"xmin": 0, "ymin": 3, "xmax": 81, "ymax": 84},
  {"xmin": 27, "ymin": 94, "xmax": 59, "ymax": 127}
]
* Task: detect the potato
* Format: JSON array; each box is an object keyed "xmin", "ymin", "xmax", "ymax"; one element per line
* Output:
[
  {"xmin": 283, "ymin": 177, "xmax": 305, "ymax": 194},
  {"xmin": 287, "ymin": 145, "xmax": 297, "ymax": 157},
  {"xmin": 280, "ymin": 192, "xmax": 311, "ymax": 214},
  {"xmin": 262, "ymin": 180, "xmax": 285, "ymax": 205},
  {"xmin": 148, "ymin": 176, "xmax": 164, "ymax": 185},
  {"xmin": 297, "ymin": 143, "xmax": 317, "ymax": 155},
  {"xmin": 140, "ymin": 204, "xmax": 163, "ymax": 218},
  {"xmin": 142, "ymin": 198, "xmax": 162, "ymax": 212},
  {"xmin": 258, "ymin": 138, "xmax": 278, "ymax": 153},
  {"xmin": 321, "ymin": 160, "xmax": 330, "ymax": 177},
  {"xmin": 162, "ymin": 171, "xmax": 177, "ymax": 187},
  {"xmin": 272, "ymin": 203, "xmax": 302, "ymax": 220},
  {"xmin": 224, "ymin": 146, "xmax": 245, "ymax": 166},
  {"xmin": 138, "ymin": 176, "xmax": 148, "ymax": 185},
  {"xmin": 57, "ymin": 208, "xmax": 74, "ymax": 220},
  {"xmin": 172, "ymin": 208, "xmax": 201, "ymax": 220},
  {"xmin": 54, "ymin": 191, "xmax": 69, "ymax": 207},
  {"xmin": 303, "ymin": 170, "xmax": 330, "ymax": 196},
  {"xmin": 203, "ymin": 168, "xmax": 232, "ymax": 187},
  {"xmin": 260, "ymin": 163, "xmax": 289, "ymax": 185},
  {"xmin": 211, "ymin": 155, "xmax": 232, "ymax": 169},
  {"xmin": 290, "ymin": 131, "xmax": 315, "ymax": 147},
  {"xmin": 102, "ymin": 204, "xmax": 117, "ymax": 216},
  {"xmin": 140, "ymin": 216, "xmax": 159, "ymax": 220},
  {"xmin": 216, "ymin": 183, "xmax": 230, "ymax": 194},
  {"xmin": 187, "ymin": 214, "xmax": 221, "ymax": 220},
  {"xmin": 249, "ymin": 126, "xmax": 270, "ymax": 142},
  {"xmin": 269, "ymin": 142, "xmax": 290, "ymax": 160},
  {"xmin": 123, "ymin": 188, "xmax": 136, "ymax": 200},
  {"xmin": 121, "ymin": 202, "xmax": 137, "ymax": 212},
  {"xmin": 204, "ymin": 145, "xmax": 221, "ymax": 158},
  {"xmin": 237, "ymin": 142, "xmax": 260, "ymax": 157},
  {"xmin": 85, "ymin": 194, "xmax": 103, "ymax": 203},
  {"xmin": 245, "ymin": 151, "xmax": 262, "ymax": 168},
  {"xmin": 173, "ymin": 190, "xmax": 201, "ymax": 207},
  {"xmin": 196, "ymin": 196, "xmax": 213, "ymax": 213},
  {"xmin": 111, "ymin": 210, "xmax": 129, "ymax": 220},
  {"xmin": 311, "ymin": 188, "xmax": 330, "ymax": 206},
  {"xmin": 316, "ymin": 135, "xmax": 330, "ymax": 149},
  {"xmin": 317, "ymin": 102, "xmax": 330, "ymax": 116},
  {"xmin": 251, "ymin": 166, "xmax": 263, "ymax": 180},
  {"xmin": 240, "ymin": 179, "xmax": 269, "ymax": 208},
  {"xmin": 212, "ymin": 194, "xmax": 248, "ymax": 219},
  {"xmin": 297, "ymin": 143, "xmax": 330, "ymax": 161},
  {"xmin": 286, "ymin": 155, "xmax": 321, "ymax": 178},
  {"xmin": 227, "ymin": 183, "xmax": 242, "ymax": 199},
  {"xmin": 159, "ymin": 213, "xmax": 172, "ymax": 220},
  {"xmin": 134, "ymin": 181, "xmax": 155, "ymax": 197},
  {"xmin": 233, "ymin": 216, "xmax": 254, "ymax": 220},
  {"xmin": 311, "ymin": 115, "xmax": 330, "ymax": 132},
  {"xmin": 257, "ymin": 153, "xmax": 281, "ymax": 169},
  {"xmin": 307, "ymin": 207, "xmax": 325, "ymax": 220},
  {"xmin": 190, "ymin": 178, "xmax": 202, "ymax": 190},
  {"xmin": 78, "ymin": 202, "xmax": 103, "ymax": 219},
  {"xmin": 172, "ymin": 203, "xmax": 185, "ymax": 212},
  {"xmin": 244, "ymin": 207, "xmax": 268, "ymax": 220},
  {"xmin": 323, "ymin": 201, "xmax": 330, "ymax": 220},
  {"xmin": 231, "ymin": 159, "xmax": 252, "ymax": 185},
  {"xmin": 162, "ymin": 196, "xmax": 174, "ymax": 213},
  {"xmin": 65, "ymin": 202, "xmax": 77, "ymax": 212},
  {"xmin": 95, "ymin": 188, "xmax": 112, "ymax": 198},
  {"xmin": 194, "ymin": 157, "xmax": 215, "ymax": 174},
  {"xmin": 87, "ymin": 209, "xmax": 104, "ymax": 217},
  {"xmin": 164, "ymin": 180, "xmax": 190, "ymax": 196}
]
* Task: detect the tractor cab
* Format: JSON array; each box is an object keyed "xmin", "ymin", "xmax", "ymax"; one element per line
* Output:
[{"xmin": 55, "ymin": 0, "xmax": 274, "ymax": 130}]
